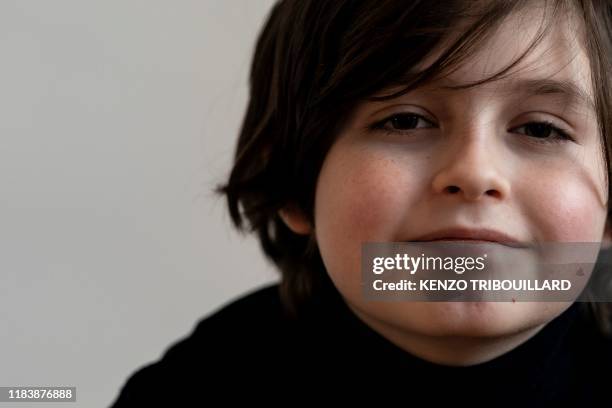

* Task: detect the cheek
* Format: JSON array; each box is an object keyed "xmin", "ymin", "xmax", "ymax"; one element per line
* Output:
[
  {"xmin": 313, "ymin": 145, "xmax": 416, "ymax": 284},
  {"xmin": 525, "ymin": 163, "xmax": 608, "ymax": 242},
  {"xmin": 316, "ymin": 151, "xmax": 405, "ymax": 240}
]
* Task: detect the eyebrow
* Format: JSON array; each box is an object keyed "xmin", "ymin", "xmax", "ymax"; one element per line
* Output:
[
  {"xmin": 365, "ymin": 76, "xmax": 597, "ymax": 122},
  {"xmin": 440, "ymin": 77, "xmax": 596, "ymax": 114}
]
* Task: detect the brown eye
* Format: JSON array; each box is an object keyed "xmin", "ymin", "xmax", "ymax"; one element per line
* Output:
[
  {"xmin": 372, "ymin": 113, "xmax": 436, "ymax": 133},
  {"xmin": 522, "ymin": 122, "xmax": 554, "ymax": 138},
  {"xmin": 510, "ymin": 121, "xmax": 573, "ymax": 143}
]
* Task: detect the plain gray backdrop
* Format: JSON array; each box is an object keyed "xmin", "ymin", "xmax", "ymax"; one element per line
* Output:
[{"xmin": 0, "ymin": 1, "xmax": 278, "ymax": 406}]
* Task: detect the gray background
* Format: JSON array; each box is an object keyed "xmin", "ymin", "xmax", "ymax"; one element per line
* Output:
[{"xmin": 0, "ymin": 1, "xmax": 278, "ymax": 407}]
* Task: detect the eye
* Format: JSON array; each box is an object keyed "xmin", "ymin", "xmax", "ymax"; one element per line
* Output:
[
  {"xmin": 368, "ymin": 114, "xmax": 575, "ymax": 144},
  {"xmin": 369, "ymin": 112, "xmax": 436, "ymax": 134},
  {"xmin": 509, "ymin": 121, "xmax": 574, "ymax": 144}
]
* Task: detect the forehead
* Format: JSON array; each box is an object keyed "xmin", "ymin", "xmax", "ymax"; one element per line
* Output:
[{"xmin": 412, "ymin": 2, "xmax": 594, "ymax": 110}]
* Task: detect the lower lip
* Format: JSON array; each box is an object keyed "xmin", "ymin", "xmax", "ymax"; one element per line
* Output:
[
  {"xmin": 428, "ymin": 239, "xmax": 495, "ymax": 243},
  {"xmin": 420, "ymin": 239, "xmax": 525, "ymax": 248}
]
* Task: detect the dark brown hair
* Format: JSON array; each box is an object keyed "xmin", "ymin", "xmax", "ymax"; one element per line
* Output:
[{"xmin": 216, "ymin": 0, "xmax": 612, "ymax": 333}]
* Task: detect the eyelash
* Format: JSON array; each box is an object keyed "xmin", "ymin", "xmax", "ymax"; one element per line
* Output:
[{"xmin": 368, "ymin": 112, "xmax": 574, "ymax": 144}]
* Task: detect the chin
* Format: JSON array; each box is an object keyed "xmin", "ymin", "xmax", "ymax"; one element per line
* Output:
[
  {"xmin": 428, "ymin": 302, "xmax": 547, "ymax": 337},
  {"xmin": 382, "ymin": 301, "xmax": 568, "ymax": 338}
]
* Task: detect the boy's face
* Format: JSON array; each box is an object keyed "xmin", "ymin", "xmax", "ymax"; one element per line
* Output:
[{"xmin": 284, "ymin": 7, "xmax": 610, "ymax": 341}]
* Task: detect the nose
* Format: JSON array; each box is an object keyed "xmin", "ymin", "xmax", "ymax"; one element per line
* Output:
[{"xmin": 431, "ymin": 128, "xmax": 510, "ymax": 201}]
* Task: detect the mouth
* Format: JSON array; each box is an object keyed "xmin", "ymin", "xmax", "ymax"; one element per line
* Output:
[{"xmin": 411, "ymin": 228, "xmax": 528, "ymax": 249}]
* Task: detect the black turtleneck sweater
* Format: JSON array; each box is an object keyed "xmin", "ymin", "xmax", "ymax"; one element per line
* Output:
[{"xmin": 110, "ymin": 271, "xmax": 612, "ymax": 407}]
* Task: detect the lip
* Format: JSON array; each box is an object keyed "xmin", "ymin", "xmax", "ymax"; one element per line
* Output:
[{"xmin": 412, "ymin": 227, "xmax": 527, "ymax": 248}]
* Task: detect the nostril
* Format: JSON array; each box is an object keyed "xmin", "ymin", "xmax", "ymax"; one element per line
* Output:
[{"xmin": 446, "ymin": 186, "xmax": 460, "ymax": 193}]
